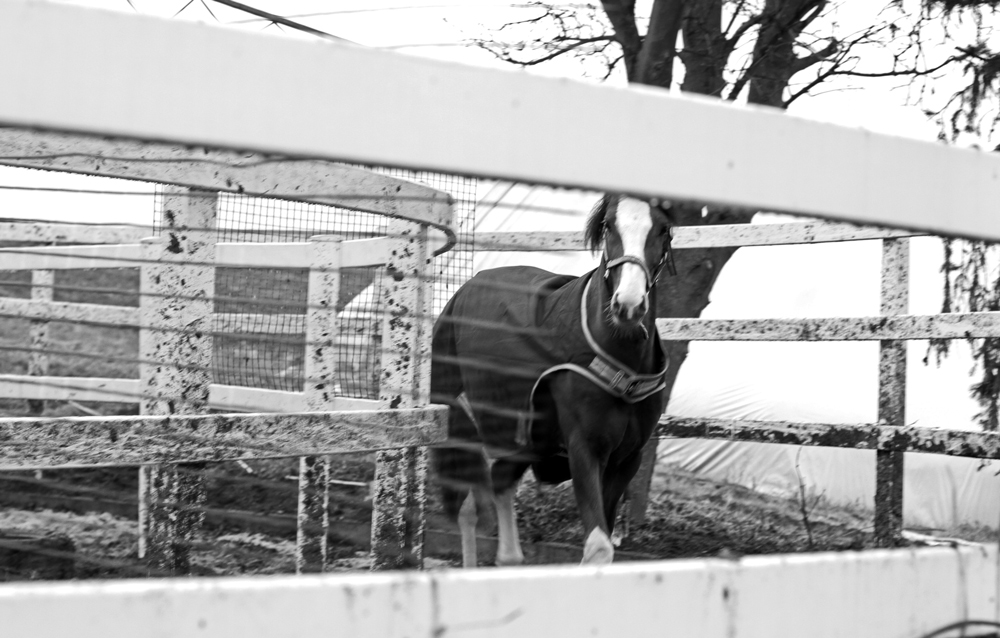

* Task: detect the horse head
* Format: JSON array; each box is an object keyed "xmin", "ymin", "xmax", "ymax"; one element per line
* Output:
[{"xmin": 585, "ymin": 194, "xmax": 676, "ymax": 329}]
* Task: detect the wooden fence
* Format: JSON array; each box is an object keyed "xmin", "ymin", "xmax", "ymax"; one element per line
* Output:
[
  {"xmin": 0, "ymin": 130, "xmax": 454, "ymax": 573},
  {"xmin": 472, "ymin": 222, "xmax": 1000, "ymax": 547},
  {"xmin": 2, "ymin": 2, "xmax": 1000, "ymax": 636}
]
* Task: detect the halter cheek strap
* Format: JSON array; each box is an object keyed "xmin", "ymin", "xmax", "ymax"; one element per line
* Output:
[
  {"xmin": 602, "ymin": 229, "xmax": 676, "ymax": 289},
  {"xmin": 604, "ymin": 254, "xmax": 653, "ymax": 286}
]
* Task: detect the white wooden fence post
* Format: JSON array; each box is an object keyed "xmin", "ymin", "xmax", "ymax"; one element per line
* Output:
[
  {"xmin": 297, "ymin": 235, "xmax": 343, "ymax": 573},
  {"xmin": 874, "ymin": 237, "xmax": 909, "ymax": 547},
  {"xmin": 137, "ymin": 186, "xmax": 216, "ymax": 574},
  {"xmin": 370, "ymin": 220, "xmax": 432, "ymax": 570},
  {"xmin": 27, "ymin": 268, "xmax": 53, "ymax": 417}
]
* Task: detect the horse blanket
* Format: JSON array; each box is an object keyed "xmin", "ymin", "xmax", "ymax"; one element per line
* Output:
[{"xmin": 431, "ymin": 266, "xmax": 667, "ymax": 460}]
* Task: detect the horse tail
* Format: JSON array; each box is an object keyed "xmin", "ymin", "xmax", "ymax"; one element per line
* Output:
[
  {"xmin": 431, "ymin": 443, "xmax": 489, "ymax": 520},
  {"xmin": 430, "ymin": 293, "xmax": 491, "ymax": 521}
]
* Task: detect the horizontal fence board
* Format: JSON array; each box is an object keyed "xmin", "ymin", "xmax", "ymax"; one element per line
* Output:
[
  {"xmin": 0, "ymin": 297, "xmax": 138, "ymax": 326},
  {"xmin": 656, "ymin": 312, "xmax": 1000, "ymax": 341},
  {"xmin": 0, "ymin": 546, "xmax": 994, "ymax": 638},
  {"xmin": 216, "ymin": 242, "xmax": 312, "ymax": 269},
  {"xmin": 0, "ymin": 222, "xmax": 151, "ymax": 245},
  {"xmin": 0, "ymin": 406, "xmax": 447, "ymax": 469},
  {"xmin": 216, "ymin": 237, "xmax": 392, "ymax": 269},
  {"xmin": 0, "ymin": 237, "xmax": 393, "ymax": 271},
  {"xmin": 3, "ymin": 3, "xmax": 999, "ymax": 240},
  {"xmin": 208, "ymin": 385, "xmax": 305, "ymax": 413},
  {"xmin": 675, "ymin": 221, "xmax": 924, "ymax": 248},
  {"xmin": 469, "ymin": 231, "xmax": 587, "ymax": 252},
  {"xmin": 0, "ymin": 375, "xmax": 138, "ymax": 403},
  {"xmin": 471, "ymin": 222, "xmax": 925, "ymax": 252},
  {"xmin": 0, "ymin": 243, "xmax": 142, "ymax": 270},
  {"xmin": 0, "ymin": 129, "xmax": 453, "ymax": 233},
  {"xmin": 0, "ymin": 376, "xmax": 385, "ymax": 414},
  {"xmin": 657, "ymin": 415, "xmax": 1000, "ymax": 459}
]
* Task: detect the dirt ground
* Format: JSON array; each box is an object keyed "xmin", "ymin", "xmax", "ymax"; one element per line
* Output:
[{"xmin": 1, "ymin": 452, "xmax": 973, "ymax": 582}]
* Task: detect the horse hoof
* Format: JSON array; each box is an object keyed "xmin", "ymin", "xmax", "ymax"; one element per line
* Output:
[
  {"xmin": 581, "ymin": 528, "xmax": 614, "ymax": 565},
  {"xmin": 495, "ymin": 551, "xmax": 525, "ymax": 567}
]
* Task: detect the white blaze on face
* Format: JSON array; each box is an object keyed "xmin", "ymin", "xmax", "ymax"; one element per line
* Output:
[{"xmin": 612, "ymin": 197, "xmax": 652, "ymax": 317}]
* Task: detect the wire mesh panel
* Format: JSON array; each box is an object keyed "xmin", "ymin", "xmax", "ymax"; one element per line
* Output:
[{"xmin": 154, "ymin": 173, "xmax": 477, "ymax": 399}]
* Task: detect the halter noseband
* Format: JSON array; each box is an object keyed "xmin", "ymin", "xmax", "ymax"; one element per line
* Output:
[{"xmin": 602, "ymin": 229, "xmax": 677, "ymax": 289}]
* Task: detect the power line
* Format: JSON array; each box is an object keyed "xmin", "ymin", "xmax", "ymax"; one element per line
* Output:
[{"xmin": 208, "ymin": 0, "xmax": 357, "ymax": 44}]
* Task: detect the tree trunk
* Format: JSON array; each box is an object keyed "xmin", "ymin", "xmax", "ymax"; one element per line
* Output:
[{"xmin": 624, "ymin": 0, "xmax": 824, "ymax": 524}]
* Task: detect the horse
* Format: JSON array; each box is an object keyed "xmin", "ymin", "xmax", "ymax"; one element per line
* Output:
[{"xmin": 430, "ymin": 194, "xmax": 675, "ymax": 566}]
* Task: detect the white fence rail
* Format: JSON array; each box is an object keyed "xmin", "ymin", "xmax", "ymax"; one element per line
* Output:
[
  {"xmin": 1, "ymin": 546, "xmax": 995, "ymax": 638},
  {"xmin": 0, "ymin": 237, "xmax": 396, "ymax": 270},
  {"xmin": 5, "ymin": 1, "xmax": 1000, "ymax": 242}
]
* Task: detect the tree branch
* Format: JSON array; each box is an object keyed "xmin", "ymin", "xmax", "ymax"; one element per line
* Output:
[
  {"xmin": 832, "ymin": 48, "xmax": 968, "ymax": 78},
  {"xmin": 475, "ymin": 35, "xmax": 616, "ymax": 68},
  {"xmin": 790, "ymin": 38, "xmax": 839, "ymax": 74}
]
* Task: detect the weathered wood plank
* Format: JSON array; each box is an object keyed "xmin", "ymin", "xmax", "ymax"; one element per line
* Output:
[
  {"xmin": 656, "ymin": 415, "xmax": 1000, "ymax": 460},
  {"xmin": 676, "ymin": 222, "xmax": 923, "ymax": 248},
  {"xmin": 372, "ymin": 223, "xmax": 432, "ymax": 570},
  {"xmin": 208, "ymin": 385, "xmax": 305, "ymax": 413},
  {"xmin": 0, "ymin": 243, "xmax": 143, "ymax": 270},
  {"xmin": 0, "ymin": 222, "xmax": 152, "ymax": 245},
  {"xmin": 0, "ymin": 545, "xmax": 995, "ymax": 638},
  {"xmin": 0, "ymin": 375, "xmax": 382, "ymax": 413},
  {"xmin": 0, "ymin": 375, "xmax": 139, "ymax": 403},
  {"xmin": 0, "ymin": 237, "xmax": 394, "ymax": 271},
  {"xmin": 471, "ymin": 222, "xmax": 924, "ymax": 252},
  {"xmin": 298, "ymin": 235, "xmax": 343, "ymax": 573},
  {"xmin": 138, "ymin": 188, "xmax": 216, "ymax": 574},
  {"xmin": 216, "ymin": 237, "xmax": 394, "ymax": 269},
  {"xmin": 0, "ymin": 128, "xmax": 453, "ymax": 236},
  {"xmin": 656, "ymin": 312, "xmax": 1000, "ymax": 341},
  {"xmin": 0, "ymin": 406, "xmax": 448, "ymax": 469},
  {"xmin": 875, "ymin": 238, "xmax": 908, "ymax": 547},
  {"xmin": 27, "ymin": 269, "xmax": 53, "ymax": 416},
  {"xmin": 0, "ymin": 297, "xmax": 138, "ymax": 327}
]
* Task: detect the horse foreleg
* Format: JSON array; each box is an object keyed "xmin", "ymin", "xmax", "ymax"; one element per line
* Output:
[
  {"xmin": 493, "ymin": 487, "xmax": 525, "ymax": 566},
  {"xmin": 602, "ymin": 454, "xmax": 643, "ymax": 549},
  {"xmin": 457, "ymin": 491, "xmax": 479, "ymax": 568},
  {"xmin": 567, "ymin": 441, "xmax": 615, "ymax": 565}
]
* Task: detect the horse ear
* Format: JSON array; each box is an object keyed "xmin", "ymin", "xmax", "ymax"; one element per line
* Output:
[
  {"xmin": 653, "ymin": 198, "xmax": 680, "ymax": 227},
  {"xmin": 584, "ymin": 195, "xmax": 612, "ymax": 252}
]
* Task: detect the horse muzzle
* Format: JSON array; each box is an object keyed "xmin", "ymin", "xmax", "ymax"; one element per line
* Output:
[{"xmin": 610, "ymin": 290, "xmax": 648, "ymax": 324}]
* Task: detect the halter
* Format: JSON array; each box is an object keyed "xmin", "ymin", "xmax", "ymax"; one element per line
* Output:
[{"xmin": 602, "ymin": 228, "xmax": 677, "ymax": 290}]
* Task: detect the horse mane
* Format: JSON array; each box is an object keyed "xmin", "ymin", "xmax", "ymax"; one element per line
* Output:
[{"xmin": 584, "ymin": 194, "xmax": 613, "ymax": 253}]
